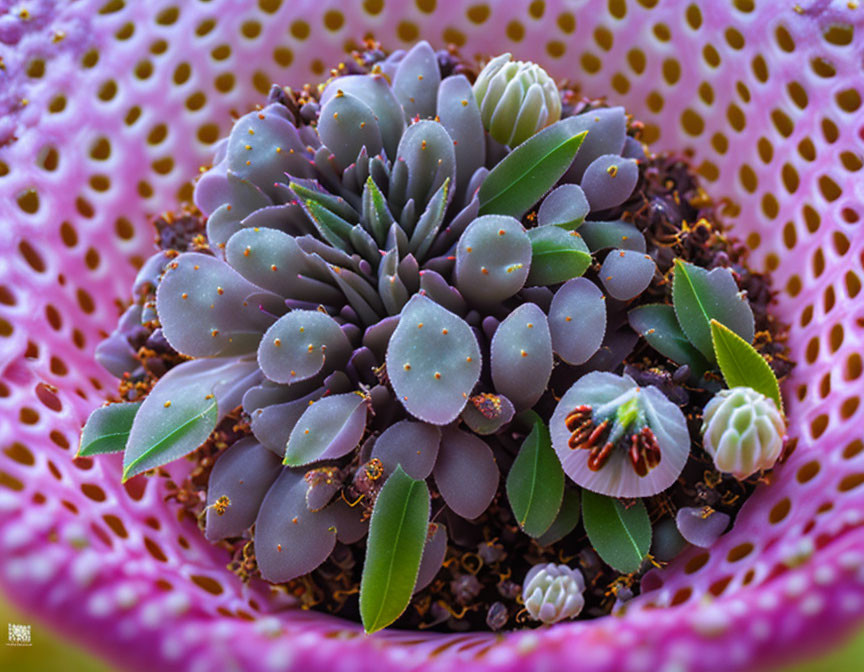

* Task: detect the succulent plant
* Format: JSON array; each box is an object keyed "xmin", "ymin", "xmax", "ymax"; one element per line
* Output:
[
  {"xmin": 701, "ymin": 386, "xmax": 786, "ymax": 479},
  {"xmin": 522, "ymin": 562, "xmax": 586, "ymax": 624},
  {"xmin": 473, "ymin": 53, "xmax": 562, "ymax": 147}
]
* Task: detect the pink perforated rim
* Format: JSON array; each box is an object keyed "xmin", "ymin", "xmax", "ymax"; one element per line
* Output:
[{"xmin": 1, "ymin": 1, "xmax": 863, "ymax": 670}]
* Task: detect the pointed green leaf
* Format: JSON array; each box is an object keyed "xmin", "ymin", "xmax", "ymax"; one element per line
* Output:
[
  {"xmin": 711, "ymin": 319, "xmax": 783, "ymax": 412},
  {"xmin": 78, "ymin": 402, "xmax": 142, "ymax": 457},
  {"xmin": 302, "ymin": 199, "xmax": 354, "ymax": 253},
  {"xmin": 360, "ymin": 466, "xmax": 431, "ymax": 634},
  {"xmin": 535, "ymin": 487, "xmax": 581, "ymax": 546},
  {"xmin": 478, "ymin": 121, "xmax": 587, "ymax": 218},
  {"xmin": 628, "ymin": 303, "xmax": 711, "ymax": 378},
  {"xmin": 671, "ymin": 259, "xmax": 755, "ymax": 364},
  {"xmin": 362, "ymin": 175, "xmax": 395, "ymax": 245},
  {"xmin": 122, "ymin": 358, "xmax": 256, "ymax": 481},
  {"xmin": 582, "ymin": 490, "xmax": 651, "ymax": 574},
  {"xmin": 288, "ymin": 181, "xmax": 358, "ymax": 223},
  {"xmin": 506, "ymin": 412, "xmax": 564, "ymax": 537},
  {"xmin": 526, "ymin": 226, "xmax": 592, "ymax": 286}
]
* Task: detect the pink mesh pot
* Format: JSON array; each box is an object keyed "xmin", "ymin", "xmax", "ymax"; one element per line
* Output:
[{"xmin": 1, "ymin": 1, "xmax": 863, "ymax": 670}]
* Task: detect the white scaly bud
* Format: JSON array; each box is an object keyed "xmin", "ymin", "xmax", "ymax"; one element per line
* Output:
[
  {"xmin": 472, "ymin": 53, "xmax": 562, "ymax": 147},
  {"xmin": 522, "ymin": 562, "xmax": 585, "ymax": 624},
  {"xmin": 701, "ymin": 386, "xmax": 785, "ymax": 479}
]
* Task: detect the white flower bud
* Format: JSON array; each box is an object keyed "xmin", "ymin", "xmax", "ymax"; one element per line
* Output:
[
  {"xmin": 473, "ymin": 53, "xmax": 562, "ymax": 147},
  {"xmin": 701, "ymin": 386, "xmax": 785, "ymax": 479},
  {"xmin": 522, "ymin": 562, "xmax": 585, "ymax": 624}
]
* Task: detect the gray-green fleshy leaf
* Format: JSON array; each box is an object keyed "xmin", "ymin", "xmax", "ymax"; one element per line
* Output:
[
  {"xmin": 284, "ymin": 392, "xmax": 368, "ymax": 466},
  {"xmin": 455, "ymin": 214, "xmax": 532, "ymax": 307},
  {"xmin": 204, "ymin": 437, "xmax": 282, "ymax": 540},
  {"xmin": 437, "ymin": 75, "xmax": 485, "ymax": 200},
  {"xmin": 581, "ymin": 489, "xmax": 651, "ymax": 574},
  {"xmin": 360, "ymin": 466, "xmax": 431, "ymax": 634},
  {"xmin": 254, "ymin": 469, "xmax": 339, "ymax": 583},
  {"xmin": 711, "ymin": 319, "xmax": 783, "ymax": 412},
  {"xmin": 122, "ymin": 357, "xmax": 258, "ymax": 481},
  {"xmin": 478, "ymin": 120, "xmax": 587, "ymax": 218},
  {"xmin": 433, "ymin": 427, "xmax": 499, "ymax": 519},
  {"xmin": 600, "ymin": 249, "xmax": 656, "ymax": 301},
  {"xmin": 392, "ymin": 41, "xmax": 440, "ymax": 121},
  {"xmin": 396, "ymin": 120, "xmax": 455, "ymax": 213},
  {"xmin": 317, "ymin": 91, "xmax": 383, "ymax": 169},
  {"xmin": 535, "ymin": 488, "xmax": 581, "ymax": 546},
  {"xmin": 506, "ymin": 412, "xmax": 564, "ymax": 538},
  {"xmin": 370, "ymin": 419, "xmax": 441, "ymax": 480},
  {"xmin": 672, "ymin": 259, "xmax": 755, "ymax": 364},
  {"xmin": 386, "ymin": 295, "xmax": 481, "ymax": 425},
  {"xmin": 537, "ymin": 184, "xmax": 589, "ymax": 230},
  {"xmin": 628, "ymin": 304, "xmax": 710, "ymax": 377},
  {"xmin": 490, "ymin": 303, "xmax": 553, "ymax": 410},
  {"xmin": 579, "ymin": 220, "xmax": 646, "ymax": 253},
  {"xmin": 526, "ymin": 226, "xmax": 592, "ymax": 287},
  {"xmin": 78, "ymin": 402, "xmax": 142, "ymax": 457},
  {"xmin": 156, "ymin": 252, "xmax": 282, "ymax": 358},
  {"xmin": 258, "ymin": 309, "xmax": 352, "ymax": 385},
  {"xmin": 580, "ymin": 154, "xmax": 639, "ymax": 212},
  {"xmin": 548, "ymin": 277, "xmax": 607, "ymax": 365}
]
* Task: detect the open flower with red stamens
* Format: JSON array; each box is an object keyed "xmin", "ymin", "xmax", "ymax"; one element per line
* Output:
[{"xmin": 550, "ymin": 372, "xmax": 690, "ymax": 498}]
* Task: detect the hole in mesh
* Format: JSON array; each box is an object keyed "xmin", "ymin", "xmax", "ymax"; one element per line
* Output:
[
  {"xmin": 48, "ymin": 95, "xmax": 67, "ymax": 114},
  {"xmin": 818, "ymin": 175, "xmax": 842, "ymax": 202},
  {"xmin": 782, "ymin": 222, "xmax": 797, "ymax": 249},
  {"xmin": 670, "ymin": 586, "xmax": 692, "ymax": 606},
  {"xmin": 702, "ymin": 44, "xmax": 720, "ymax": 68},
  {"xmin": 819, "ymin": 373, "xmax": 831, "ymax": 399},
  {"xmin": 557, "ymin": 12, "xmax": 575, "ymax": 33},
  {"xmin": 37, "ymin": 146, "xmax": 59, "ymax": 172},
  {"xmin": 739, "ymin": 165, "xmax": 758, "ymax": 193},
  {"xmin": 782, "ymin": 164, "xmax": 799, "ymax": 193},
  {"xmin": 35, "ymin": 383, "xmax": 62, "ymax": 412},
  {"xmin": 844, "ymin": 439, "xmax": 864, "ymax": 459},
  {"xmin": 135, "ymin": 60, "xmax": 154, "ymax": 80},
  {"xmin": 839, "ymin": 474, "xmax": 864, "ymax": 492},
  {"xmin": 81, "ymin": 484, "xmax": 107, "ymax": 502},
  {"xmin": 46, "ymin": 304, "xmax": 62, "ymax": 328},
  {"xmin": 62, "ymin": 500, "xmax": 79, "ymax": 514},
  {"xmin": 841, "ymin": 397, "xmax": 860, "ymax": 420},
  {"xmin": 797, "ymin": 460, "xmax": 821, "ymax": 483},
  {"xmin": 846, "ymin": 353, "xmax": 862, "ymax": 380},
  {"xmin": 3, "ymin": 443, "xmax": 35, "ymax": 466},
  {"xmin": 724, "ymin": 28, "xmax": 744, "ymax": 50},
  {"xmin": 186, "ymin": 92, "xmax": 207, "ymax": 111},
  {"xmin": 711, "ymin": 132, "xmax": 728, "ymax": 154},
  {"xmin": 811, "ymin": 57, "xmax": 836, "ymax": 78},
  {"xmin": 797, "ymin": 137, "xmax": 816, "ymax": 162},
  {"xmin": 836, "ymin": 89, "xmax": 862, "ymax": 113},
  {"xmin": 90, "ymin": 138, "xmax": 112, "ymax": 160},
  {"xmin": 125, "ymin": 107, "xmax": 142, "ymax": 126},
  {"xmin": 803, "ymin": 204, "xmax": 820, "ymax": 232},
  {"xmin": 786, "ymin": 275, "xmax": 801, "ymax": 297},
  {"xmin": 50, "ymin": 431, "xmax": 70, "ymax": 450},
  {"xmin": 123, "ymin": 478, "xmax": 147, "ymax": 501},
  {"xmin": 173, "ymin": 63, "xmax": 191, "ymax": 85},
  {"xmin": 727, "ymin": 104, "xmax": 745, "ymax": 131},
  {"xmin": 89, "ymin": 175, "xmax": 111, "ymax": 192},
  {"xmin": 443, "ymin": 27, "xmax": 467, "ymax": 46},
  {"xmin": 684, "ymin": 552, "xmax": 709, "ymax": 574},
  {"xmin": 757, "ymin": 137, "xmax": 773, "ymax": 163},
  {"xmin": 144, "ymin": 536, "xmax": 169, "ymax": 562},
  {"xmin": 708, "ymin": 576, "xmax": 732, "ymax": 597},
  {"xmin": 769, "ymin": 498, "xmax": 791, "ymax": 524},
  {"xmin": 91, "ymin": 523, "xmax": 113, "ymax": 548},
  {"xmin": 775, "ymin": 24, "xmax": 795, "ymax": 52},
  {"xmin": 727, "ymin": 543, "xmax": 754, "ymax": 563},
  {"xmin": 156, "ymin": 6, "xmax": 180, "ymax": 25},
  {"xmin": 150, "ymin": 39, "xmax": 168, "ymax": 56},
  {"xmin": 103, "ymin": 514, "xmax": 128, "ymax": 538},
  {"xmin": 20, "ymin": 408, "xmax": 39, "ymax": 425},
  {"xmin": 594, "ymin": 27, "xmax": 613, "ymax": 51},
  {"xmin": 48, "ymin": 461, "xmax": 62, "ymax": 480},
  {"xmin": 0, "ymin": 286, "xmax": 15, "ymax": 306},
  {"xmin": 16, "ymin": 189, "xmax": 40, "ymax": 214},
  {"xmin": 115, "ymin": 22, "xmax": 135, "ymax": 41},
  {"xmin": 196, "ymin": 18, "xmax": 216, "ymax": 36},
  {"xmin": 0, "ymin": 472, "xmax": 25, "ymax": 491},
  {"xmin": 822, "ymin": 118, "xmax": 839, "ymax": 143},
  {"xmin": 812, "ymin": 248, "xmax": 826, "ymax": 277},
  {"xmin": 191, "ymin": 575, "xmax": 224, "ymax": 595},
  {"xmin": 840, "ymin": 152, "xmax": 863, "ymax": 172},
  {"xmin": 212, "ymin": 45, "xmax": 231, "ymax": 61},
  {"xmin": 98, "ymin": 80, "xmax": 118, "ymax": 101},
  {"xmin": 581, "ymin": 52, "xmax": 602, "ymax": 74},
  {"xmin": 698, "ymin": 82, "xmax": 714, "ymax": 105},
  {"xmin": 830, "ymin": 323, "xmax": 845, "ymax": 352},
  {"xmin": 810, "ymin": 415, "xmax": 828, "ymax": 439},
  {"xmin": 823, "ymin": 24, "xmax": 854, "ymax": 46},
  {"xmin": 653, "ymin": 23, "xmax": 671, "ymax": 42},
  {"xmin": 685, "ymin": 4, "xmax": 702, "ymax": 30}
]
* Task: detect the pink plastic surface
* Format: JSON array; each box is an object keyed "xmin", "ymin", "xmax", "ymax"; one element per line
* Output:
[{"xmin": 1, "ymin": 1, "xmax": 863, "ymax": 670}]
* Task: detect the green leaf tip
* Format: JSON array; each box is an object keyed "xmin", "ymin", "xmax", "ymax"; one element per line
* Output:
[
  {"xmin": 581, "ymin": 489, "xmax": 651, "ymax": 574},
  {"xmin": 360, "ymin": 465, "xmax": 430, "ymax": 634},
  {"xmin": 78, "ymin": 401, "xmax": 142, "ymax": 459},
  {"xmin": 506, "ymin": 412, "xmax": 564, "ymax": 538},
  {"xmin": 710, "ymin": 319, "xmax": 783, "ymax": 413}
]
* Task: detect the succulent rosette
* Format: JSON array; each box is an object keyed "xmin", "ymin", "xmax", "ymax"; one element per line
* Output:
[{"xmin": 2, "ymin": 2, "xmax": 864, "ymax": 672}]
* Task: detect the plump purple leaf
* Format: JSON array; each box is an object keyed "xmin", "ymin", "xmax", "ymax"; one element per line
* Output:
[
  {"xmin": 284, "ymin": 392, "xmax": 368, "ymax": 466},
  {"xmin": 205, "ymin": 438, "xmax": 282, "ymax": 540},
  {"xmin": 562, "ymin": 107, "xmax": 627, "ymax": 182},
  {"xmin": 157, "ymin": 252, "xmax": 281, "ymax": 357},
  {"xmin": 371, "ymin": 420, "xmax": 441, "ymax": 479},
  {"xmin": 461, "ymin": 393, "xmax": 516, "ymax": 435},
  {"xmin": 386, "ymin": 295, "xmax": 482, "ymax": 425},
  {"xmin": 392, "ymin": 41, "xmax": 440, "ymax": 121},
  {"xmin": 537, "ymin": 184, "xmax": 589, "ymax": 230},
  {"xmin": 676, "ymin": 506, "xmax": 730, "ymax": 548},
  {"xmin": 255, "ymin": 470, "xmax": 338, "ymax": 583},
  {"xmin": 317, "ymin": 91, "xmax": 383, "ymax": 168},
  {"xmin": 258, "ymin": 310, "xmax": 352, "ymax": 385},
  {"xmin": 433, "ymin": 427, "xmax": 499, "ymax": 519},
  {"xmin": 548, "ymin": 278, "xmax": 607, "ymax": 365},
  {"xmin": 578, "ymin": 220, "xmax": 646, "ymax": 253},
  {"xmin": 580, "ymin": 154, "xmax": 639, "ymax": 212},
  {"xmin": 599, "ymin": 249, "xmax": 656, "ymax": 301},
  {"xmin": 491, "ymin": 303, "xmax": 553, "ymax": 410},
  {"xmin": 414, "ymin": 523, "xmax": 448, "ymax": 593}
]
